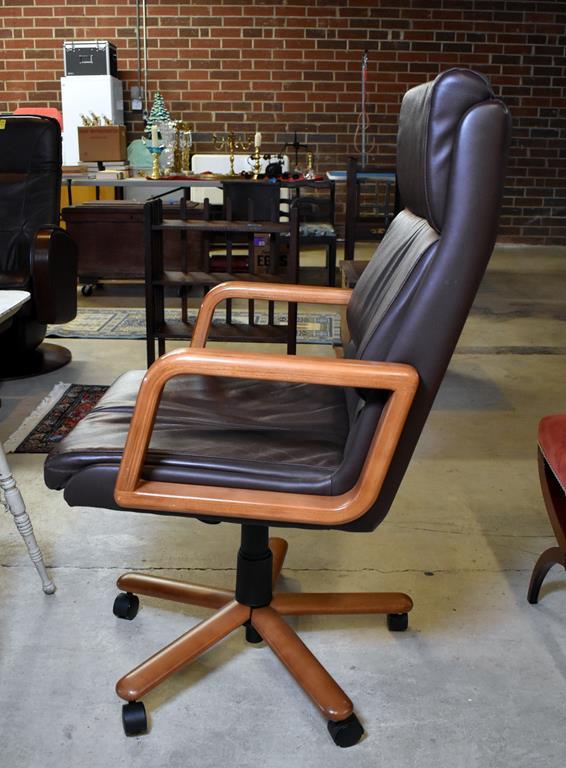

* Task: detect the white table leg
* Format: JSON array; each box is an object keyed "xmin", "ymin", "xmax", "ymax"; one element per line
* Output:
[{"xmin": 0, "ymin": 443, "xmax": 55, "ymax": 594}]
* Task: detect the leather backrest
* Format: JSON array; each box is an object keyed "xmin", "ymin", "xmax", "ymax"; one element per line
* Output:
[
  {"xmin": 0, "ymin": 115, "xmax": 61, "ymax": 273},
  {"xmin": 339, "ymin": 69, "xmax": 511, "ymax": 531}
]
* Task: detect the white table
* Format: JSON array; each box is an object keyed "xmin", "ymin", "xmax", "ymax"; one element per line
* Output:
[{"xmin": 0, "ymin": 291, "xmax": 55, "ymax": 594}]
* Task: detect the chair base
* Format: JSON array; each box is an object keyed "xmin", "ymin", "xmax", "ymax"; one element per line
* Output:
[
  {"xmin": 112, "ymin": 536, "xmax": 413, "ymax": 745},
  {"xmin": 1, "ymin": 342, "xmax": 72, "ymax": 380}
]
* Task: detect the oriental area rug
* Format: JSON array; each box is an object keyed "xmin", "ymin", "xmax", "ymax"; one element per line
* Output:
[
  {"xmin": 5, "ymin": 383, "xmax": 108, "ymax": 454},
  {"xmin": 47, "ymin": 307, "xmax": 342, "ymax": 345}
]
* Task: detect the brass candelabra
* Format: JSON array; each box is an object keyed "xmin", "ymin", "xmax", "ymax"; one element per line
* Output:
[
  {"xmin": 251, "ymin": 146, "xmax": 262, "ymax": 178},
  {"xmin": 212, "ymin": 131, "xmax": 253, "ymax": 176}
]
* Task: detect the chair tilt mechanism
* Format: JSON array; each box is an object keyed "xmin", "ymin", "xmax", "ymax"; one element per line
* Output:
[
  {"xmin": 44, "ymin": 70, "xmax": 510, "ymax": 747},
  {"xmin": 0, "ymin": 114, "xmax": 77, "ymax": 379}
]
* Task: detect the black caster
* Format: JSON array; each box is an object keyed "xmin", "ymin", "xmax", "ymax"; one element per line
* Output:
[
  {"xmin": 244, "ymin": 620, "xmax": 263, "ymax": 644},
  {"xmin": 387, "ymin": 612, "xmax": 408, "ymax": 632},
  {"xmin": 327, "ymin": 713, "xmax": 364, "ymax": 748},
  {"xmin": 81, "ymin": 284, "xmax": 94, "ymax": 296},
  {"xmin": 113, "ymin": 592, "xmax": 139, "ymax": 621},
  {"xmin": 122, "ymin": 701, "xmax": 147, "ymax": 736}
]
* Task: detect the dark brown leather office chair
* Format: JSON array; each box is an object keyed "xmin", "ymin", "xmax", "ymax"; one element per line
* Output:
[
  {"xmin": 44, "ymin": 70, "xmax": 510, "ymax": 746},
  {"xmin": 0, "ymin": 114, "xmax": 77, "ymax": 378}
]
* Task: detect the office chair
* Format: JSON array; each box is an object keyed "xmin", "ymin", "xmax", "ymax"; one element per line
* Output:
[
  {"xmin": 44, "ymin": 69, "xmax": 510, "ymax": 746},
  {"xmin": 528, "ymin": 415, "xmax": 566, "ymax": 603},
  {"xmin": 0, "ymin": 114, "xmax": 77, "ymax": 378}
]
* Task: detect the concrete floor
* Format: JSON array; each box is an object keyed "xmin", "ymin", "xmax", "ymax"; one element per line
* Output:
[{"xmin": 0, "ymin": 244, "xmax": 565, "ymax": 767}]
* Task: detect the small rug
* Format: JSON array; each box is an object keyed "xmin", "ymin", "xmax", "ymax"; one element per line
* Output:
[
  {"xmin": 47, "ymin": 307, "xmax": 342, "ymax": 345},
  {"xmin": 5, "ymin": 383, "xmax": 108, "ymax": 454}
]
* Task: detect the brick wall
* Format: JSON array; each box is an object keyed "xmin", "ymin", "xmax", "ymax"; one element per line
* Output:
[{"xmin": 1, "ymin": 0, "xmax": 565, "ymax": 244}]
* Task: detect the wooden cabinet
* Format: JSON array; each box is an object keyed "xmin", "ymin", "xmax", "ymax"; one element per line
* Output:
[{"xmin": 62, "ymin": 200, "xmax": 206, "ymax": 283}]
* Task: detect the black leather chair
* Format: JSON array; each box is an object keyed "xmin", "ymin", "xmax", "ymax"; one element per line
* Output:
[
  {"xmin": 0, "ymin": 114, "xmax": 77, "ymax": 378},
  {"xmin": 44, "ymin": 70, "xmax": 510, "ymax": 746}
]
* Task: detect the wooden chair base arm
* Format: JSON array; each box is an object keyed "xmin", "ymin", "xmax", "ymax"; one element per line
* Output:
[
  {"xmin": 117, "ymin": 572, "xmax": 234, "ymax": 610},
  {"xmin": 116, "ymin": 600, "xmax": 250, "ymax": 700},
  {"xmin": 251, "ymin": 605, "xmax": 353, "ymax": 721},
  {"xmin": 271, "ymin": 591, "xmax": 413, "ymax": 616}
]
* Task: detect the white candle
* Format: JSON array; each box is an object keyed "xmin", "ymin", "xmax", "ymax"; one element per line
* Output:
[
  {"xmin": 254, "ymin": 131, "xmax": 262, "ymax": 148},
  {"xmin": 188, "ymin": 129, "xmax": 193, "ymax": 147},
  {"xmin": 151, "ymin": 124, "xmax": 159, "ymax": 146}
]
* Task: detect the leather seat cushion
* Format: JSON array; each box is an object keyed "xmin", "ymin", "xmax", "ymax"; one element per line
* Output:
[
  {"xmin": 539, "ymin": 414, "xmax": 566, "ymax": 492},
  {"xmin": 44, "ymin": 369, "xmax": 351, "ymax": 507}
]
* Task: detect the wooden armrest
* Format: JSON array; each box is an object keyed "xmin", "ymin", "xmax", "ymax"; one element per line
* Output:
[
  {"xmin": 191, "ymin": 281, "xmax": 352, "ymax": 347},
  {"xmin": 115, "ymin": 347, "xmax": 419, "ymax": 527}
]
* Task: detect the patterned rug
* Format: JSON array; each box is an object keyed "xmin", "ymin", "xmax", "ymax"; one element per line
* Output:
[
  {"xmin": 5, "ymin": 383, "xmax": 108, "ymax": 454},
  {"xmin": 47, "ymin": 307, "xmax": 342, "ymax": 344}
]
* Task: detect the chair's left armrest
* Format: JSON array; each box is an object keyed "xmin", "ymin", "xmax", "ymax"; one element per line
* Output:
[
  {"xmin": 115, "ymin": 347, "xmax": 419, "ymax": 527},
  {"xmin": 191, "ymin": 281, "xmax": 352, "ymax": 347},
  {"xmin": 30, "ymin": 227, "xmax": 78, "ymax": 324}
]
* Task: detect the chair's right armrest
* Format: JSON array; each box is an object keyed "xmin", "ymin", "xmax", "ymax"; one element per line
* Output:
[{"xmin": 114, "ymin": 347, "xmax": 419, "ymax": 527}]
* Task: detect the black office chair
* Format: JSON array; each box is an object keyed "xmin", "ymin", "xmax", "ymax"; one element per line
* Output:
[
  {"xmin": 0, "ymin": 114, "xmax": 77, "ymax": 378},
  {"xmin": 44, "ymin": 70, "xmax": 510, "ymax": 746}
]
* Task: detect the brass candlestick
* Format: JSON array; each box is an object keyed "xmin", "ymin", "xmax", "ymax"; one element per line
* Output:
[
  {"xmin": 213, "ymin": 131, "xmax": 253, "ymax": 176},
  {"xmin": 305, "ymin": 150, "xmax": 315, "ymax": 180},
  {"xmin": 148, "ymin": 145, "xmax": 165, "ymax": 179},
  {"xmin": 252, "ymin": 146, "xmax": 261, "ymax": 178}
]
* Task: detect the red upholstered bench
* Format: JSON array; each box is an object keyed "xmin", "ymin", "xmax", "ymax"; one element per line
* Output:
[{"xmin": 528, "ymin": 415, "xmax": 566, "ymax": 603}]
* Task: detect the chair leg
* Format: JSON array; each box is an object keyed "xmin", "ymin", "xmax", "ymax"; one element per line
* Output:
[
  {"xmin": 0, "ymin": 444, "xmax": 55, "ymax": 594},
  {"xmin": 527, "ymin": 546, "xmax": 566, "ymax": 604},
  {"xmin": 528, "ymin": 450, "xmax": 566, "ymax": 604},
  {"xmin": 272, "ymin": 591, "xmax": 412, "ymax": 615},
  {"xmin": 117, "ymin": 572, "xmax": 233, "ymax": 609},
  {"xmin": 116, "ymin": 600, "xmax": 250, "ymax": 700},
  {"xmin": 251, "ymin": 605, "xmax": 353, "ymax": 721}
]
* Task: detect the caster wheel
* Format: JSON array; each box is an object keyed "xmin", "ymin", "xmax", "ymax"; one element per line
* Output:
[
  {"xmin": 81, "ymin": 284, "xmax": 94, "ymax": 296},
  {"xmin": 122, "ymin": 701, "xmax": 147, "ymax": 736},
  {"xmin": 244, "ymin": 621, "xmax": 263, "ymax": 644},
  {"xmin": 387, "ymin": 612, "xmax": 408, "ymax": 632},
  {"xmin": 327, "ymin": 713, "xmax": 364, "ymax": 748},
  {"xmin": 113, "ymin": 592, "xmax": 139, "ymax": 621}
]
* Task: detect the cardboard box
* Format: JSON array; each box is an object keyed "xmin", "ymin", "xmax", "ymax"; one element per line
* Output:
[
  {"xmin": 252, "ymin": 234, "xmax": 288, "ymax": 274},
  {"xmin": 78, "ymin": 125, "xmax": 126, "ymax": 162}
]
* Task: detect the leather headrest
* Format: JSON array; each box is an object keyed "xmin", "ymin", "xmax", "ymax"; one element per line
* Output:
[
  {"xmin": 0, "ymin": 114, "xmax": 61, "ymax": 174},
  {"xmin": 396, "ymin": 68, "xmax": 493, "ymax": 232}
]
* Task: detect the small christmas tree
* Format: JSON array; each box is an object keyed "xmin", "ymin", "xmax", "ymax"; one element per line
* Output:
[{"xmin": 146, "ymin": 91, "xmax": 171, "ymax": 127}]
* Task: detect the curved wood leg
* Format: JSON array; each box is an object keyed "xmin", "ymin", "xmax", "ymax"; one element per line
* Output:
[
  {"xmin": 117, "ymin": 572, "xmax": 233, "ymax": 609},
  {"xmin": 116, "ymin": 600, "xmax": 250, "ymax": 701},
  {"xmin": 251, "ymin": 605, "xmax": 352, "ymax": 721},
  {"xmin": 269, "ymin": 537, "xmax": 288, "ymax": 585},
  {"xmin": 0, "ymin": 443, "xmax": 55, "ymax": 594},
  {"xmin": 527, "ymin": 546, "xmax": 566, "ymax": 604}
]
